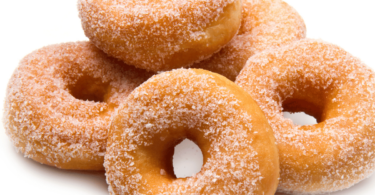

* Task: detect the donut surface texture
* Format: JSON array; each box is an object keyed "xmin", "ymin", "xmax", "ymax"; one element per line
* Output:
[
  {"xmin": 78, "ymin": 0, "xmax": 242, "ymax": 72},
  {"xmin": 105, "ymin": 69, "xmax": 279, "ymax": 194},
  {"xmin": 3, "ymin": 42, "xmax": 153, "ymax": 170},
  {"xmin": 192, "ymin": 0, "xmax": 306, "ymax": 81},
  {"xmin": 236, "ymin": 39, "xmax": 375, "ymax": 194}
]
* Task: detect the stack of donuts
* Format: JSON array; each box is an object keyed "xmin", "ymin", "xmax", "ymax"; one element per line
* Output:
[{"xmin": 3, "ymin": 0, "xmax": 375, "ymax": 194}]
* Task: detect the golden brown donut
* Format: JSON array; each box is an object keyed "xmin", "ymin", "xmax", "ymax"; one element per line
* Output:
[
  {"xmin": 105, "ymin": 69, "xmax": 279, "ymax": 194},
  {"xmin": 192, "ymin": 0, "xmax": 306, "ymax": 81},
  {"xmin": 236, "ymin": 39, "xmax": 375, "ymax": 194},
  {"xmin": 78, "ymin": 0, "xmax": 242, "ymax": 72},
  {"xmin": 3, "ymin": 42, "xmax": 153, "ymax": 170}
]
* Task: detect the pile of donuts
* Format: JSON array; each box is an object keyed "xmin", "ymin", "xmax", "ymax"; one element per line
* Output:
[{"xmin": 3, "ymin": 0, "xmax": 375, "ymax": 194}]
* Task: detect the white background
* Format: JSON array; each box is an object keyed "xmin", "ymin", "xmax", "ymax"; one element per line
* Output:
[{"xmin": 0, "ymin": 0, "xmax": 374, "ymax": 194}]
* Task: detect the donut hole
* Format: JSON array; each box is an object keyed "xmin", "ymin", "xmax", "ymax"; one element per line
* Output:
[
  {"xmin": 172, "ymin": 139, "xmax": 203, "ymax": 178},
  {"xmin": 67, "ymin": 75, "xmax": 109, "ymax": 102},
  {"xmin": 282, "ymin": 98, "xmax": 321, "ymax": 125},
  {"xmin": 283, "ymin": 112, "xmax": 317, "ymax": 126}
]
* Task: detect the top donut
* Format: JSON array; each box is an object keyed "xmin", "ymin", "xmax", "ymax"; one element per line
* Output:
[{"xmin": 78, "ymin": 0, "xmax": 242, "ymax": 72}]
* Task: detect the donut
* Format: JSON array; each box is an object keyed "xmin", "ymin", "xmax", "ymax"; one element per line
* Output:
[
  {"xmin": 78, "ymin": 0, "xmax": 242, "ymax": 72},
  {"xmin": 105, "ymin": 69, "xmax": 279, "ymax": 194},
  {"xmin": 3, "ymin": 42, "xmax": 153, "ymax": 170},
  {"xmin": 192, "ymin": 0, "xmax": 306, "ymax": 81},
  {"xmin": 235, "ymin": 39, "xmax": 375, "ymax": 194}
]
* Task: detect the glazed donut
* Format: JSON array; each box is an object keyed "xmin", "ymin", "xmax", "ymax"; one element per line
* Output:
[
  {"xmin": 78, "ymin": 0, "xmax": 242, "ymax": 72},
  {"xmin": 192, "ymin": 0, "xmax": 306, "ymax": 81},
  {"xmin": 236, "ymin": 39, "xmax": 375, "ymax": 194},
  {"xmin": 105, "ymin": 69, "xmax": 279, "ymax": 194},
  {"xmin": 3, "ymin": 42, "xmax": 153, "ymax": 170}
]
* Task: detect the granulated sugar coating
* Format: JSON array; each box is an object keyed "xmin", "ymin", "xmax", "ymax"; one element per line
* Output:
[
  {"xmin": 236, "ymin": 39, "xmax": 375, "ymax": 194},
  {"xmin": 105, "ymin": 69, "xmax": 279, "ymax": 194},
  {"xmin": 3, "ymin": 42, "xmax": 153, "ymax": 170},
  {"xmin": 192, "ymin": 0, "xmax": 306, "ymax": 81},
  {"xmin": 78, "ymin": 0, "xmax": 242, "ymax": 72}
]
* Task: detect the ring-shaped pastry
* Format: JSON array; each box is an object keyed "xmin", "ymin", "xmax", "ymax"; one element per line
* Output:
[
  {"xmin": 78, "ymin": 0, "xmax": 242, "ymax": 72},
  {"xmin": 236, "ymin": 39, "xmax": 375, "ymax": 194},
  {"xmin": 105, "ymin": 69, "xmax": 279, "ymax": 194},
  {"xmin": 4, "ymin": 42, "xmax": 153, "ymax": 170}
]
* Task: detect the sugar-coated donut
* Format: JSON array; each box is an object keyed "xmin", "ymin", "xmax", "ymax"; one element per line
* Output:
[
  {"xmin": 192, "ymin": 0, "xmax": 306, "ymax": 81},
  {"xmin": 105, "ymin": 69, "xmax": 279, "ymax": 194},
  {"xmin": 236, "ymin": 39, "xmax": 375, "ymax": 194},
  {"xmin": 78, "ymin": 0, "xmax": 242, "ymax": 72},
  {"xmin": 3, "ymin": 42, "xmax": 153, "ymax": 170}
]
